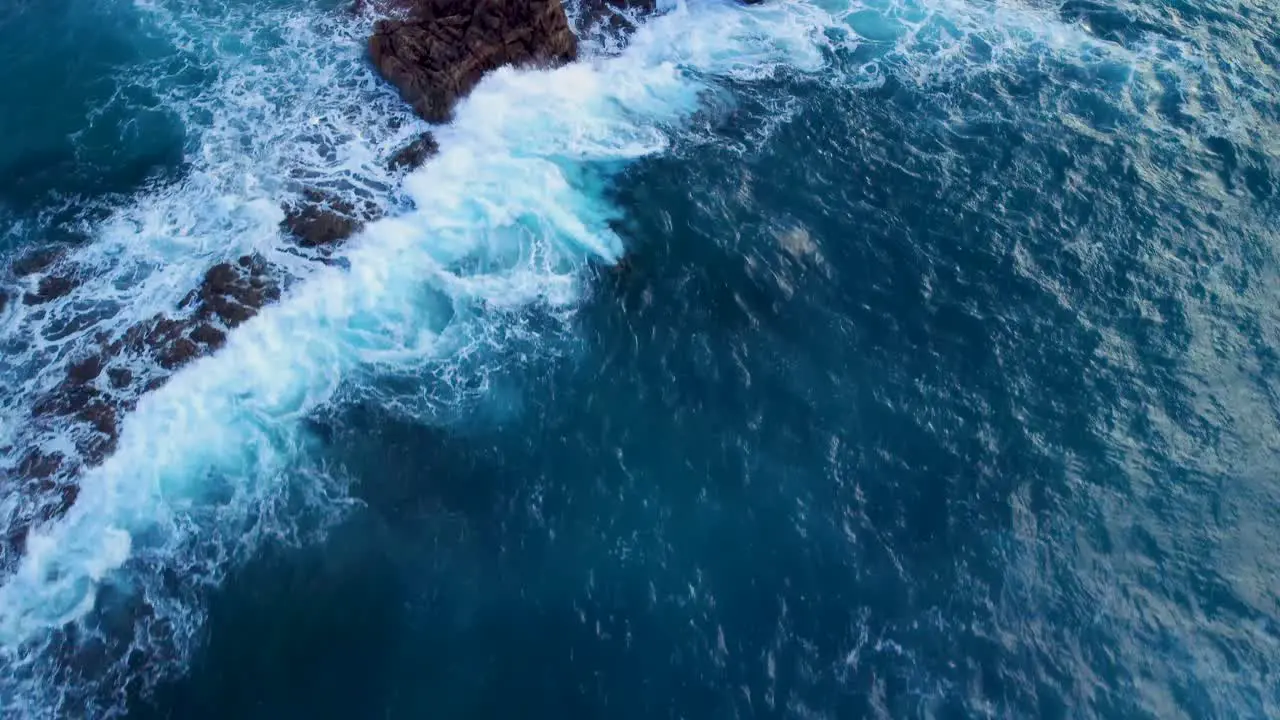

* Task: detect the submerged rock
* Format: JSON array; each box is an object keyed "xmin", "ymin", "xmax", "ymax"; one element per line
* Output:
[
  {"xmin": 32, "ymin": 382, "xmax": 102, "ymax": 419},
  {"xmin": 190, "ymin": 323, "xmax": 227, "ymax": 350},
  {"xmin": 388, "ymin": 132, "xmax": 440, "ymax": 171},
  {"xmin": 369, "ymin": 0, "xmax": 577, "ymax": 123},
  {"xmin": 23, "ymin": 274, "xmax": 78, "ymax": 305},
  {"xmin": 281, "ymin": 189, "xmax": 379, "ymax": 248},
  {"xmin": 67, "ymin": 354, "xmax": 105, "ymax": 385},
  {"xmin": 6, "ymin": 251, "xmax": 290, "ymax": 544},
  {"xmin": 16, "ymin": 450, "xmax": 65, "ymax": 482},
  {"xmin": 107, "ymin": 367, "xmax": 133, "ymax": 389},
  {"xmin": 575, "ymin": 0, "xmax": 658, "ymax": 38},
  {"xmin": 11, "ymin": 247, "xmax": 64, "ymax": 277}
]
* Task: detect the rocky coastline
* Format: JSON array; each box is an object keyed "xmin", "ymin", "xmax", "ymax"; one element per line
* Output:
[{"xmin": 0, "ymin": 0, "xmax": 682, "ymax": 566}]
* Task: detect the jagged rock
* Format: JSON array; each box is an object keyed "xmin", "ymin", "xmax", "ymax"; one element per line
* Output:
[
  {"xmin": 67, "ymin": 354, "xmax": 105, "ymax": 385},
  {"xmin": 388, "ymin": 132, "xmax": 440, "ymax": 171},
  {"xmin": 369, "ymin": 0, "xmax": 577, "ymax": 123},
  {"xmin": 5, "ymin": 253, "xmax": 288, "ymax": 541},
  {"xmin": 107, "ymin": 367, "xmax": 133, "ymax": 389},
  {"xmin": 47, "ymin": 483, "xmax": 79, "ymax": 520},
  {"xmin": 157, "ymin": 337, "xmax": 200, "ymax": 370},
  {"xmin": 190, "ymin": 323, "xmax": 227, "ymax": 350},
  {"xmin": 32, "ymin": 383, "xmax": 101, "ymax": 418},
  {"xmin": 16, "ymin": 450, "xmax": 64, "ymax": 481},
  {"xmin": 281, "ymin": 189, "xmax": 377, "ymax": 248},
  {"xmin": 12, "ymin": 248, "xmax": 64, "ymax": 277},
  {"xmin": 23, "ymin": 274, "xmax": 78, "ymax": 305},
  {"xmin": 121, "ymin": 314, "xmax": 188, "ymax": 355},
  {"xmin": 78, "ymin": 400, "xmax": 117, "ymax": 438},
  {"xmin": 576, "ymin": 0, "xmax": 658, "ymax": 38},
  {"xmin": 195, "ymin": 254, "xmax": 280, "ymax": 328}
]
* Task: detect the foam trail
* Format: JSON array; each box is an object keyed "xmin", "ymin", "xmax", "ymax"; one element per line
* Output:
[{"xmin": 0, "ymin": 1, "xmax": 837, "ymax": 714}]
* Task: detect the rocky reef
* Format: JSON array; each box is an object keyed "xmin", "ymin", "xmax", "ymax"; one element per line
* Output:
[
  {"xmin": 369, "ymin": 0, "xmax": 578, "ymax": 122},
  {"xmin": 2, "ymin": 0, "xmax": 641, "ymax": 566}
]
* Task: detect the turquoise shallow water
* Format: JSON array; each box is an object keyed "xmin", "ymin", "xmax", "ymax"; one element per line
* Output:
[{"xmin": 1, "ymin": 0, "xmax": 1278, "ymax": 717}]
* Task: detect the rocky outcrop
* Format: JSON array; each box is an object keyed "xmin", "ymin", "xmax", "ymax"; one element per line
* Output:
[
  {"xmin": 11, "ymin": 254, "xmax": 283, "ymax": 536},
  {"xmin": 388, "ymin": 132, "xmax": 440, "ymax": 171},
  {"xmin": 281, "ymin": 189, "xmax": 381, "ymax": 248},
  {"xmin": 5, "ymin": 0, "xmax": 597, "ymax": 569},
  {"xmin": 23, "ymin": 273, "xmax": 79, "ymax": 305},
  {"xmin": 11, "ymin": 247, "xmax": 64, "ymax": 277},
  {"xmin": 574, "ymin": 0, "xmax": 658, "ymax": 41},
  {"xmin": 188, "ymin": 254, "xmax": 282, "ymax": 327},
  {"xmin": 369, "ymin": 0, "xmax": 577, "ymax": 122}
]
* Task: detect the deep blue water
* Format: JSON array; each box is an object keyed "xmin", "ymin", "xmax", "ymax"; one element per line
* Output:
[{"xmin": 1, "ymin": 0, "xmax": 1278, "ymax": 718}]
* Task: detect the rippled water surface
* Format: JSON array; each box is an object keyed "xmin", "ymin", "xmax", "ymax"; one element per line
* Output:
[{"xmin": 0, "ymin": 0, "xmax": 1277, "ymax": 717}]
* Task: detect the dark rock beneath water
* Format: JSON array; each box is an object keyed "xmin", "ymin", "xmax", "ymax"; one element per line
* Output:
[
  {"xmin": 17, "ymin": 450, "xmax": 64, "ymax": 481},
  {"xmin": 190, "ymin": 323, "xmax": 227, "ymax": 350},
  {"xmin": 120, "ymin": 315, "xmax": 187, "ymax": 357},
  {"xmin": 0, "ymin": 290, "xmax": 7, "ymax": 314},
  {"xmin": 369, "ymin": 0, "xmax": 577, "ymax": 123},
  {"xmin": 281, "ymin": 189, "xmax": 378, "ymax": 248},
  {"xmin": 79, "ymin": 400, "xmax": 118, "ymax": 439},
  {"xmin": 388, "ymin": 132, "xmax": 440, "ymax": 171},
  {"xmin": 67, "ymin": 354, "xmax": 105, "ymax": 385},
  {"xmin": 23, "ymin": 274, "xmax": 78, "ymax": 305},
  {"xmin": 12, "ymin": 247, "xmax": 64, "ymax": 277},
  {"xmin": 576, "ymin": 0, "xmax": 658, "ymax": 37},
  {"xmin": 48, "ymin": 483, "xmax": 80, "ymax": 520},
  {"xmin": 157, "ymin": 337, "xmax": 200, "ymax": 370},
  {"xmin": 33, "ymin": 383, "xmax": 101, "ymax": 419},
  {"xmin": 6, "ymin": 253, "xmax": 287, "ymax": 538},
  {"xmin": 107, "ymin": 367, "xmax": 133, "ymax": 389}
]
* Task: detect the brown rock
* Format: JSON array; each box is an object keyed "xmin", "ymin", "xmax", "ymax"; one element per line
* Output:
[
  {"xmin": 281, "ymin": 189, "xmax": 375, "ymax": 248},
  {"xmin": 16, "ymin": 450, "xmax": 64, "ymax": 481},
  {"xmin": 388, "ymin": 132, "xmax": 440, "ymax": 171},
  {"xmin": 107, "ymin": 367, "xmax": 134, "ymax": 389},
  {"xmin": 23, "ymin": 274, "xmax": 78, "ymax": 305},
  {"xmin": 190, "ymin": 323, "xmax": 227, "ymax": 350},
  {"xmin": 195, "ymin": 255, "xmax": 280, "ymax": 328},
  {"xmin": 12, "ymin": 248, "xmax": 64, "ymax": 277},
  {"xmin": 33, "ymin": 383, "xmax": 101, "ymax": 418},
  {"xmin": 157, "ymin": 337, "xmax": 200, "ymax": 370},
  {"xmin": 576, "ymin": 0, "xmax": 658, "ymax": 38},
  {"xmin": 78, "ymin": 400, "xmax": 118, "ymax": 439},
  {"xmin": 369, "ymin": 0, "xmax": 577, "ymax": 123},
  {"xmin": 67, "ymin": 354, "xmax": 105, "ymax": 385}
]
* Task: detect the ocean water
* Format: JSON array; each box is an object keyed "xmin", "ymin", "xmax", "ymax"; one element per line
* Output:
[{"xmin": 0, "ymin": 0, "xmax": 1278, "ymax": 717}]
